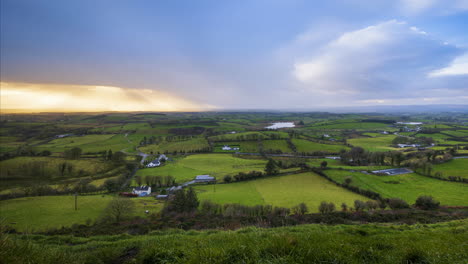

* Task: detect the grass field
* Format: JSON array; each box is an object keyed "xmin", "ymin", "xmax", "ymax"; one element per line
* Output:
[
  {"xmin": 34, "ymin": 134, "xmax": 134, "ymax": 153},
  {"xmin": 292, "ymin": 139, "xmax": 349, "ymax": 153},
  {"xmin": 442, "ymin": 130, "xmax": 468, "ymax": 138},
  {"xmin": 310, "ymin": 121, "xmax": 391, "ymax": 130},
  {"xmin": 432, "ymin": 159, "xmax": 468, "ymax": 179},
  {"xmin": 135, "ymin": 154, "xmax": 267, "ymax": 183},
  {"xmin": 0, "ymin": 195, "xmax": 165, "ymax": 231},
  {"xmin": 2, "ymin": 220, "xmax": 467, "ymax": 264},
  {"xmin": 213, "ymin": 141, "xmax": 259, "ymax": 153},
  {"xmin": 262, "ymin": 139, "xmax": 292, "ymax": 153},
  {"xmin": 0, "ymin": 157, "xmax": 114, "ymax": 189},
  {"xmin": 348, "ymin": 135, "xmax": 399, "ymax": 152},
  {"xmin": 325, "ymin": 169, "xmax": 468, "ymax": 206},
  {"xmin": 0, "ymin": 195, "xmax": 113, "ymax": 231},
  {"xmin": 139, "ymin": 138, "xmax": 209, "ymax": 154},
  {"xmin": 195, "ymin": 172, "xmax": 370, "ymax": 212}
]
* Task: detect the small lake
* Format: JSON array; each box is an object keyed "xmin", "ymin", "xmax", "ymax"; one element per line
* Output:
[
  {"xmin": 396, "ymin": 122, "xmax": 423, "ymax": 125},
  {"xmin": 265, "ymin": 122, "xmax": 295, "ymax": 129}
]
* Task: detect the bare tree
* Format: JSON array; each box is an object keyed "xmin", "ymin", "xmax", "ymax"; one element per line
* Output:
[{"xmin": 102, "ymin": 198, "xmax": 135, "ymax": 223}]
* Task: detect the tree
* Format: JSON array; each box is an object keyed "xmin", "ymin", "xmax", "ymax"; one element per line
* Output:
[
  {"xmin": 64, "ymin": 147, "xmax": 82, "ymax": 159},
  {"xmin": 344, "ymin": 176, "xmax": 352, "ymax": 186},
  {"xmin": 102, "ymin": 198, "xmax": 135, "ymax": 223},
  {"xmin": 387, "ymin": 198, "xmax": 409, "ymax": 209},
  {"xmin": 292, "ymin": 203, "xmax": 308, "ymax": 215},
  {"xmin": 103, "ymin": 178, "xmax": 119, "ymax": 192},
  {"xmin": 265, "ymin": 159, "xmax": 278, "ymax": 175},
  {"xmin": 354, "ymin": 200, "xmax": 367, "ymax": 211},
  {"xmin": 320, "ymin": 161, "xmax": 328, "ymax": 169},
  {"xmin": 341, "ymin": 202, "xmax": 348, "ymax": 211},
  {"xmin": 107, "ymin": 150, "xmax": 113, "ymax": 161},
  {"xmin": 185, "ymin": 187, "xmax": 199, "ymax": 212},
  {"xmin": 415, "ymin": 195, "xmax": 440, "ymax": 210},
  {"xmin": 319, "ymin": 201, "xmax": 335, "ymax": 214},
  {"xmin": 112, "ymin": 151, "xmax": 127, "ymax": 165},
  {"xmin": 223, "ymin": 175, "xmax": 232, "ymax": 183}
]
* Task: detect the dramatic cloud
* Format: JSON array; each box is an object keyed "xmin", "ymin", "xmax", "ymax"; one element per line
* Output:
[
  {"xmin": 292, "ymin": 20, "xmax": 466, "ymax": 104},
  {"xmin": 0, "ymin": 82, "xmax": 214, "ymax": 112}
]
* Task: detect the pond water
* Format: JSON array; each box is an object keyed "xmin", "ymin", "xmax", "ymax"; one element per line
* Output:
[
  {"xmin": 396, "ymin": 122, "xmax": 423, "ymax": 125},
  {"xmin": 265, "ymin": 122, "xmax": 295, "ymax": 129}
]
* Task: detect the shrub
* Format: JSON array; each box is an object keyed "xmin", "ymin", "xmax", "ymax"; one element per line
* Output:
[
  {"xmin": 414, "ymin": 195, "xmax": 440, "ymax": 210},
  {"xmin": 223, "ymin": 175, "xmax": 232, "ymax": 183},
  {"xmin": 354, "ymin": 200, "xmax": 367, "ymax": 211},
  {"xmin": 319, "ymin": 201, "xmax": 335, "ymax": 214},
  {"xmin": 292, "ymin": 203, "xmax": 308, "ymax": 215},
  {"xmin": 387, "ymin": 198, "xmax": 410, "ymax": 209}
]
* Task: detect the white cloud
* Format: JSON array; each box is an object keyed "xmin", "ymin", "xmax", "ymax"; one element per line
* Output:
[
  {"xmin": 292, "ymin": 20, "xmax": 463, "ymax": 102},
  {"xmin": 429, "ymin": 54, "xmax": 468, "ymax": 77}
]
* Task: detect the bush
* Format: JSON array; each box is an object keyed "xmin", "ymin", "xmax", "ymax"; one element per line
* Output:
[
  {"xmin": 223, "ymin": 175, "xmax": 232, "ymax": 183},
  {"xmin": 292, "ymin": 203, "xmax": 308, "ymax": 215},
  {"xmin": 354, "ymin": 200, "xmax": 367, "ymax": 211},
  {"xmin": 387, "ymin": 198, "xmax": 409, "ymax": 209},
  {"xmin": 414, "ymin": 195, "xmax": 440, "ymax": 210},
  {"xmin": 319, "ymin": 201, "xmax": 335, "ymax": 214}
]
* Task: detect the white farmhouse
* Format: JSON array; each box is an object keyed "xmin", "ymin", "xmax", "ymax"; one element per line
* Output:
[{"xmin": 132, "ymin": 186, "xmax": 151, "ymax": 196}]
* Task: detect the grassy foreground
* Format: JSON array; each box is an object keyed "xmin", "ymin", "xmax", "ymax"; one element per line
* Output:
[{"xmin": 2, "ymin": 220, "xmax": 467, "ymax": 264}]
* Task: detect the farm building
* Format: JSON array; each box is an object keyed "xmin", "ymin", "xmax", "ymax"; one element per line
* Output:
[
  {"xmin": 222, "ymin": 145, "xmax": 240, "ymax": 151},
  {"xmin": 156, "ymin": 194, "xmax": 168, "ymax": 199},
  {"xmin": 146, "ymin": 160, "xmax": 160, "ymax": 168},
  {"xmin": 132, "ymin": 186, "xmax": 151, "ymax": 196},
  {"xmin": 146, "ymin": 154, "xmax": 168, "ymax": 168},
  {"xmin": 195, "ymin": 175, "xmax": 215, "ymax": 183},
  {"xmin": 371, "ymin": 168, "xmax": 413, "ymax": 176}
]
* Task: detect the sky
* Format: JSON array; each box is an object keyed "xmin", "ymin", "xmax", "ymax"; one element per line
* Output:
[{"xmin": 1, "ymin": 0, "xmax": 468, "ymax": 112}]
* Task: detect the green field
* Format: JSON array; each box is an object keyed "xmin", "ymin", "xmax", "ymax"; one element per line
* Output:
[
  {"xmin": 34, "ymin": 134, "xmax": 134, "ymax": 153},
  {"xmin": 139, "ymin": 137, "xmax": 209, "ymax": 154},
  {"xmin": 348, "ymin": 135, "xmax": 398, "ymax": 152},
  {"xmin": 310, "ymin": 121, "xmax": 391, "ymax": 130},
  {"xmin": 0, "ymin": 195, "xmax": 165, "ymax": 231},
  {"xmin": 0, "ymin": 157, "xmax": 114, "ymax": 189},
  {"xmin": 262, "ymin": 139, "xmax": 292, "ymax": 153},
  {"xmin": 292, "ymin": 139, "xmax": 349, "ymax": 153},
  {"xmin": 325, "ymin": 170, "xmax": 468, "ymax": 205},
  {"xmin": 442, "ymin": 130, "xmax": 468, "ymax": 138},
  {"xmin": 432, "ymin": 159, "xmax": 468, "ymax": 179},
  {"xmin": 135, "ymin": 154, "xmax": 267, "ymax": 183},
  {"xmin": 0, "ymin": 195, "xmax": 113, "ymax": 231},
  {"xmin": 213, "ymin": 141, "xmax": 259, "ymax": 152},
  {"xmin": 195, "ymin": 172, "xmax": 370, "ymax": 212}
]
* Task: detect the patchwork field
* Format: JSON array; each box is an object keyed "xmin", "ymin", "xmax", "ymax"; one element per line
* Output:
[
  {"xmin": 262, "ymin": 139, "xmax": 292, "ymax": 153},
  {"xmin": 348, "ymin": 135, "xmax": 398, "ymax": 152},
  {"xmin": 325, "ymin": 170, "xmax": 468, "ymax": 205},
  {"xmin": 309, "ymin": 121, "xmax": 392, "ymax": 130},
  {"xmin": 195, "ymin": 172, "xmax": 370, "ymax": 212},
  {"xmin": 432, "ymin": 159, "xmax": 468, "ymax": 179},
  {"xmin": 213, "ymin": 141, "xmax": 259, "ymax": 153},
  {"xmin": 0, "ymin": 157, "xmax": 115, "ymax": 189},
  {"xmin": 34, "ymin": 134, "xmax": 134, "ymax": 153},
  {"xmin": 135, "ymin": 154, "xmax": 267, "ymax": 183},
  {"xmin": 292, "ymin": 139, "xmax": 349, "ymax": 153},
  {"xmin": 139, "ymin": 137, "xmax": 209, "ymax": 154}
]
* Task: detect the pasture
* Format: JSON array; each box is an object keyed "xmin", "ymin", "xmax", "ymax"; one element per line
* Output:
[
  {"xmin": 139, "ymin": 137, "xmax": 209, "ymax": 154},
  {"xmin": 34, "ymin": 134, "xmax": 134, "ymax": 153},
  {"xmin": 195, "ymin": 172, "xmax": 370, "ymax": 212},
  {"xmin": 135, "ymin": 154, "xmax": 267, "ymax": 183},
  {"xmin": 0, "ymin": 157, "xmax": 115, "ymax": 189},
  {"xmin": 432, "ymin": 159, "xmax": 468, "ymax": 179},
  {"xmin": 325, "ymin": 170, "xmax": 468, "ymax": 206},
  {"xmin": 292, "ymin": 139, "xmax": 349, "ymax": 153},
  {"xmin": 347, "ymin": 135, "xmax": 398, "ymax": 152},
  {"xmin": 0, "ymin": 195, "xmax": 165, "ymax": 231},
  {"xmin": 262, "ymin": 139, "xmax": 292, "ymax": 153},
  {"xmin": 214, "ymin": 141, "xmax": 259, "ymax": 153}
]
